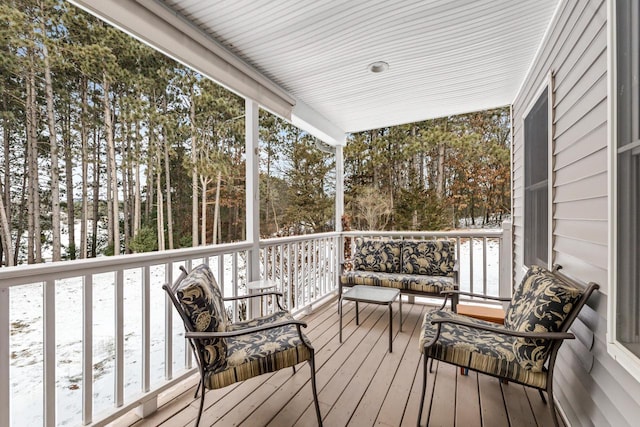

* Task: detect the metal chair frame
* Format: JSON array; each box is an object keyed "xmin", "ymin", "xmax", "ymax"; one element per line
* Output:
[{"xmin": 164, "ymin": 266, "xmax": 323, "ymax": 426}]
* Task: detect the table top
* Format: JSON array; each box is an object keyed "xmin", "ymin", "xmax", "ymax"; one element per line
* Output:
[
  {"xmin": 247, "ymin": 279, "xmax": 278, "ymax": 291},
  {"xmin": 342, "ymin": 285, "xmax": 400, "ymax": 304}
]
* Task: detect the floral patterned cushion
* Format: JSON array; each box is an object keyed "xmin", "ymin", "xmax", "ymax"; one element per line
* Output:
[
  {"xmin": 353, "ymin": 238, "xmax": 402, "ymax": 273},
  {"xmin": 176, "ymin": 264, "xmax": 228, "ymax": 372},
  {"xmin": 340, "ymin": 270, "xmax": 454, "ymax": 294},
  {"xmin": 205, "ymin": 311, "xmax": 312, "ymax": 389},
  {"xmin": 504, "ymin": 265, "xmax": 583, "ymax": 372},
  {"xmin": 402, "ymin": 239, "xmax": 455, "ymax": 276},
  {"xmin": 419, "ymin": 310, "xmax": 547, "ymax": 389}
]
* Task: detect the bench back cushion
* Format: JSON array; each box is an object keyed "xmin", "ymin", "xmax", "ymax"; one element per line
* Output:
[
  {"xmin": 353, "ymin": 238, "xmax": 402, "ymax": 273},
  {"xmin": 505, "ymin": 265, "xmax": 583, "ymax": 371},
  {"xmin": 401, "ymin": 240, "xmax": 455, "ymax": 276},
  {"xmin": 176, "ymin": 264, "xmax": 228, "ymax": 371}
]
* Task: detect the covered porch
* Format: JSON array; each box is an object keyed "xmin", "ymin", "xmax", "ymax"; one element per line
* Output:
[{"xmin": 1, "ymin": 0, "xmax": 622, "ymax": 426}]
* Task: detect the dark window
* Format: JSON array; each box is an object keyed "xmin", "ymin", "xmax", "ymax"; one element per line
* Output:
[
  {"xmin": 616, "ymin": 0, "xmax": 640, "ymax": 357},
  {"xmin": 524, "ymin": 89, "xmax": 549, "ymax": 268}
]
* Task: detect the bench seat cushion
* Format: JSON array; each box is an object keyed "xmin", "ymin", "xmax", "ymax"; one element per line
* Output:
[
  {"xmin": 419, "ymin": 309, "xmax": 547, "ymax": 389},
  {"xmin": 340, "ymin": 271, "xmax": 455, "ymax": 294}
]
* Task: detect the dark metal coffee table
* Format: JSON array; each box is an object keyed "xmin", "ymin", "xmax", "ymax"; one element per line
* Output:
[{"xmin": 339, "ymin": 285, "xmax": 402, "ymax": 352}]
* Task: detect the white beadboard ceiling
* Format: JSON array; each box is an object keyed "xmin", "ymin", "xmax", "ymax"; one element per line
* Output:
[
  {"xmin": 74, "ymin": 0, "xmax": 560, "ymax": 139},
  {"xmin": 157, "ymin": 0, "xmax": 559, "ymax": 134}
]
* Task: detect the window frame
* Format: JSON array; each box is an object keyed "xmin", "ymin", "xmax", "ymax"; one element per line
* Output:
[
  {"xmin": 607, "ymin": 0, "xmax": 640, "ymax": 382},
  {"xmin": 521, "ymin": 72, "xmax": 554, "ymax": 272}
]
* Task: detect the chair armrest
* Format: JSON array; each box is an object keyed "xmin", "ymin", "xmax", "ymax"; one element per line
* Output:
[
  {"xmin": 185, "ymin": 319, "xmax": 308, "ymax": 339},
  {"xmin": 429, "ymin": 317, "xmax": 575, "ymax": 340},
  {"xmin": 440, "ymin": 289, "xmax": 511, "ymax": 302}
]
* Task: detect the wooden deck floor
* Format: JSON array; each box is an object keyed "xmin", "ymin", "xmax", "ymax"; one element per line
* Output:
[{"xmin": 121, "ymin": 298, "xmax": 563, "ymax": 427}]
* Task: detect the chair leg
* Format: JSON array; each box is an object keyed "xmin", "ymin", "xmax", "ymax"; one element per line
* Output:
[
  {"xmin": 292, "ymin": 365, "xmax": 297, "ymax": 374},
  {"xmin": 429, "ymin": 358, "xmax": 434, "ymax": 373},
  {"xmin": 194, "ymin": 379, "xmax": 206, "ymax": 427},
  {"xmin": 538, "ymin": 389, "xmax": 547, "ymax": 404},
  {"xmin": 417, "ymin": 355, "xmax": 428, "ymax": 427},
  {"xmin": 309, "ymin": 354, "xmax": 323, "ymax": 426},
  {"xmin": 194, "ymin": 378, "xmax": 201, "ymax": 398},
  {"xmin": 546, "ymin": 383, "xmax": 560, "ymax": 427}
]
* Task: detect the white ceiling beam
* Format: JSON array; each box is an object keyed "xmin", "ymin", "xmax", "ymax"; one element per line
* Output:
[{"xmin": 292, "ymin": 101, "xmax": 347, "ymax": 146}]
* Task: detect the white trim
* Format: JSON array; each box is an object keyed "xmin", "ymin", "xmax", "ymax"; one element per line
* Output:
[
  {"xmin": 513, "ymin": 0, "xmax": 565, "ymax": 104},
  {"xmin": 607, "ymin": 0, "xmax": 617, "ymax": 358},
  {"xmin": 520, "ymin": 73, "xmax": 554, "ymax": 269},
  {"xmin": 547, "ymin": 71, "xmax": 555, "ymax": 267},
  {"xmin": 607, "ymin": 0, "xmax": 640, "ymax": 384}
]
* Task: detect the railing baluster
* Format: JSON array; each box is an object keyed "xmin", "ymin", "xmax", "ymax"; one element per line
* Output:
[
  {"xmin": 115, "ymin": 270, "xmax": 124, "ymax": 407},
  {"xmin": 294, "ymin": 243, "xmax": 299, "ymax": 308},
  {"xmin": 287, "ymin": 243, "xmax": 293, "ymax": 310},
  {"xmin": 279, "ymin": 244, "xmax": 284, "ymax": 296},
  {"xmin": 82, "ymin": 274, "xmax": 93, "ymax": 425},
  {"xmin": 469, "ymin": 237, "xmax": 474, "ymax": 295},
  {"xmin": 232, "ymin": 253, "xmax": 238, "ymax": 319},
  {"xmin": 483, "ymin": 237, "xmax": 488, "ymax": 296},
  {"xmin": 142, "ymin": 266, "xmax": 151, "ymax": 390},
  {"xmin": 164, "ymin": 264, "xmax": 173, "ymax": 380},
  {"xmin": 44, "ymin": 279, "xmax": 55, "ymax": 427}
]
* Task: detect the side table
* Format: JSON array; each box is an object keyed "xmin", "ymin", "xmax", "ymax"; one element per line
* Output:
[{"xmin": 247, "ymin": 279, "xmax": 278, "ymax": 318}]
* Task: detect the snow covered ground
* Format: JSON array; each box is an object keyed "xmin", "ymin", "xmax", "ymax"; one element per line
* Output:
[{"xmin": 8, "ymin": 237, "xmax": 499, "ymax": 426}]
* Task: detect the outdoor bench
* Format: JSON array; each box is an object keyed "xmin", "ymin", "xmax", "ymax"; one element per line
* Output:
[{"xmin": 339, "ymin": 237, "xmax": 459, "ymax": 310}]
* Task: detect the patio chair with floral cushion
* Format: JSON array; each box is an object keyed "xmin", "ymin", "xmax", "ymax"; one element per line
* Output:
[
  {"xmin": 417, "ymin": 265, "xmax": 599, "ymax": 427},
  {"xmin": 163, "ymin": 264, "xmax": 322, "ymax": 427}
]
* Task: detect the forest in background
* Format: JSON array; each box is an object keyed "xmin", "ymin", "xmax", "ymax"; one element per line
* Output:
[{"xmin": 0, "ymin": 0, "xmax": 510, "ymax": 266}]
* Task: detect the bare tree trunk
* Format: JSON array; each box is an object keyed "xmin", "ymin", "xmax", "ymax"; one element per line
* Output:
[
  {"xmin": 163, "ymin": 134, "xmax": 174, "ymax": 249},
  {"xmin": 2, "ymin": 103, "xmax": 12, "ymax": 266},
  {"xmin": 123, "ymin": 125, "xmax": 130, "ymax": 253},
  {"xmin": 134, "ymin": 121, "xmax": 141, "ymax": 235},
  {"xmin": 156, "ymin": 156, "xmax": 165, "ymax": 251},
  {"xmin": 145, "ymin": 136, "xmax": 154, "ymax": 225},
  {"xmin": 64, "ymin": 106, "xmax": 75, "ymax": 260},
  {"xmin": 436, "ymin": 118, "xmax": 447, "ymax": 199},
  {"xmin": 0, "ymin": 194, "xmax": 13, "ymax": 267},
  {"xmin": 41, "ymin": 15, "xmax": 61, "ymax": 261},
  {"xmin": 80, "ymin": 78, "xmax": 89, "ymax": 259},
  {"xmin": 91, "ymin": 128, "xmax": 100, "ymax": 258},
  {"xmin": 200, "ymin": 175, "xmax": 211, "ymax": 245},
  {"xmin": 213, "ymin": 171, "xmax": 221, "ymax": 244},
  {"xmin": 190, "ymin": 90, "xmax": 198, "ymax": 246},
  {"xmin": 103, "ymin": 75, "xmax": 120, "ymax": 255},
  {"xmin": 26, "ymin": 61, "xmax": 41, "ymax": 263}
]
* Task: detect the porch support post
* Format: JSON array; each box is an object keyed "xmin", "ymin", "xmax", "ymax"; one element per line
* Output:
[
  {"xmin": 246, "ymin": 99, "xmax": 260, "ymax": 317},
  {"xmin": 0, "ymin": 288, "xmax": 9, "ymax": 427},
  {"xmin": 335, "ymin": 144, "xmax": 345, "ymax": 289},
  {"xmin": 336, "ymin": 144, "xmax": 344, "ymax": 233},
  {"xmin": 499, "ymin": 220, "xmax": 513, "ymax": 306}
]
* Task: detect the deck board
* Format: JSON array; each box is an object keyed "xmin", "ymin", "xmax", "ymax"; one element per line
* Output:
[{"xmin": 124, "ymin": 298, "xmax": 562, "ymax": 427}]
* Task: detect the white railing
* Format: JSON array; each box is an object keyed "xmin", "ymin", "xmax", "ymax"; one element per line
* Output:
[
  {"xmin": 0, "ymin": 242, "xmax": 254, "ymax": 427},
  {"xmin": 342, "ymin": 223, "xmax": 512, "ymax": 301},
  {"xmin": 0, "ymin": 223, "xmax": 511, "ymax": 427},
  {"xmin": 259, "ymin": 232, "xmax": 341, "ymax": 315}
]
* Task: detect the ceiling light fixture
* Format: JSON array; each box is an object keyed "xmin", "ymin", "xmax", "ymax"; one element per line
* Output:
[{"xmin": 368, "ymin": 61, "xmax": 389, "ymax": 73}]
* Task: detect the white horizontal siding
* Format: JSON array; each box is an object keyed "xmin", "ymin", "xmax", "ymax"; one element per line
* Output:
[{"xmin": 512, "ymin": 0, "xmax": 640, "ymax": 425}]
